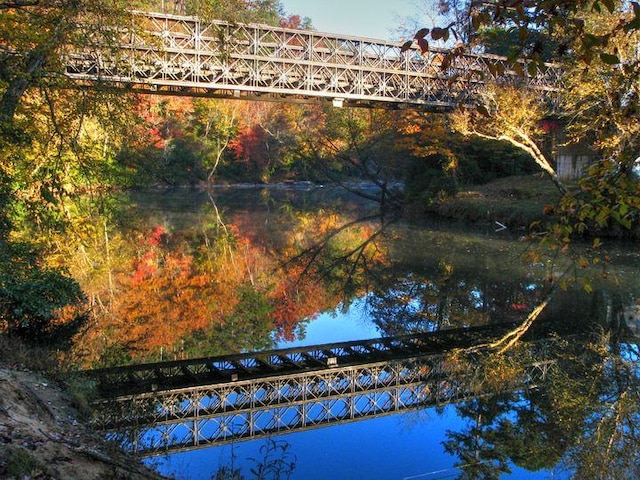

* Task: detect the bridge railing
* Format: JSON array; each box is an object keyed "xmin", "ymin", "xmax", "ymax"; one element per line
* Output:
[
  {"xmin": 85, "ymin": 322, "xmax": 522, "ymax": 398},
  {"xmin": 64, "ymin": 11, "xmax": 562, "ymax": 108}
]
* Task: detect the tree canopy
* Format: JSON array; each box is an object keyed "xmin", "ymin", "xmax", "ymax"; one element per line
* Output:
[{"xmin": 408, "ymin": 0, "xmax": 640, "ymax": 241}]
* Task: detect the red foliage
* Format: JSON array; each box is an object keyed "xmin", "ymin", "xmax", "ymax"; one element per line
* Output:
[
  {"xmin": 229, "ymin": 125, "xmax": 269, "ymax": 167},
  {"xmin": 539, "ymin": 119, "xmax": 560, "ymax": 133},
  {"xmin": 147, "ymin": 225, "xmax": 167, "ymax": 247},
  {"xmin": 279, "ymin": 15, "xmax": 303, "ymax": 29},
  {"xmin": 133, "ymin": 97, "xmax": 193, "ymax": 149},
  {"xmin": 269, "ymin": 265, "xmax": 333, "ymax": 342}
]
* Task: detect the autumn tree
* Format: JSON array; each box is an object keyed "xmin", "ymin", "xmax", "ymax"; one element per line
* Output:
[
  {"xmin": 450, "ymin": 85, "xmax": 567, "ymax": 194},
  {"xmin": 0, "ymin": 0, "xmax": 139, "ymax": 341},
  {"xmin": 188, "ymin": 99, "xmax": 240, "ymax": 182},
  {"xmin": 292, "ymin": 105, "xmax": 408, "ymax": 205},
  {"xmin": 412, "ymin": 0, "xmax": 640, "ymax": 238},
  {"xmin": 227, "ymin": 101, "xmax": 306, "ymax": 183}
]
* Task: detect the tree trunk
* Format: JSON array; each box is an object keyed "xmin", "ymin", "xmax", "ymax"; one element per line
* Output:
[{"xmin": 0, "ymin": 50, "xmax": 47, "ymax": 128}]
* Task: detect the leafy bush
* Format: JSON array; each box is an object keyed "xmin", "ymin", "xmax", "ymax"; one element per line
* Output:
[{"xmin": 0, "ymin": 241, "xmax": 86, "ymax": 345}]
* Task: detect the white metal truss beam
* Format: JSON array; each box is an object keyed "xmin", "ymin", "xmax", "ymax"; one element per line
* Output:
[{"xmin": 64, "ymin": 11, "xmax": 562, "ymax": 109}]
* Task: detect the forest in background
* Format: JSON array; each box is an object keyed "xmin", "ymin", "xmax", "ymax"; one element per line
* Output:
[{"xmin": 0, "ymin": 0, "xmax": 540, "ymax": 347}]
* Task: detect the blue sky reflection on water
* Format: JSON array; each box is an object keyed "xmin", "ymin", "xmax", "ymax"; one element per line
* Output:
[
  {"xmin": 144, "ymin": 300, "xmax": 571, "ymax": 480},
  {"xmin": 276, "ymin": 297, "xmax": 381, "ymax": 349},
  {"xmin": 148, "ymin": 405, "xmax": 569, "ymax": 479},
  {"xmin": 149, "ymin": 404, "xmax": 466, "ymax": 480}
]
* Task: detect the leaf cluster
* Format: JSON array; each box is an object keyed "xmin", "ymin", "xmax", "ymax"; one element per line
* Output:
[{"xmin": 0, "ymin": 239, "xmax": 86, "ymax": 344}]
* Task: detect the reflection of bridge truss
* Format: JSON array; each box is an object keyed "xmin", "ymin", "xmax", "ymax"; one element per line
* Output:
[
  {"xmin": 64, "ymin": 11, "xmax": 562, "ymax": 109},
  {"xmin": 88, "ymin": 322, "xmax": 521, "ymax": 397},
  {"xmin": 96, "ymin": 356, "xmax": 554, "ymax": 456},
  {"xmin": 87, "ymin": 323, "xmax": 556, "ymax": 455}
]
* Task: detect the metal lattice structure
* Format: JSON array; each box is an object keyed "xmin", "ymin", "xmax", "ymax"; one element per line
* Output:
[
  {"xmin": 64, "ymin": 11, "xmax": 562, "ymax": 109},
  {"xmin": 88, "ymin": 322, "xmax": 520, "ymax": 398},
  {"xmin": 87, "ymin": 323, "xmax": 558, "ymax": 456}
]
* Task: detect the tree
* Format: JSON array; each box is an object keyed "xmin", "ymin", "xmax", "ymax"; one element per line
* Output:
[
  {"xmin": 188, "ymin": 99, "xmax": 240, "ymax": 182},
  {"xmin": 0, "ymin": 0, "xmax": 137, "ymax": 130},
  {"xmin": 450, "ymin": 85, "xmax": 567, "ymax": 195},
  {"xmin": 443, "ymin": 396, "xmax": 514, "ymax": 479},
  {"xmin": 408, "ymin": 0, "xmax": 640, "ymax": 239},
  {"xmin": 146, "ymin": 0, "xmax": 283, "ymax": 25}
]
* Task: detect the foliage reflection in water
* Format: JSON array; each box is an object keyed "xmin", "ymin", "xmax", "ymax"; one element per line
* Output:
[{"xmin": 73, "ymin": 187, "xmax": 639, "ymax": 479}]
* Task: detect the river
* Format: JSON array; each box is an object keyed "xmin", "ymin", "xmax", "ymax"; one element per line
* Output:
[{"xmin": 73, "ymin": 185, "xmax": 640, "ymax": 480}]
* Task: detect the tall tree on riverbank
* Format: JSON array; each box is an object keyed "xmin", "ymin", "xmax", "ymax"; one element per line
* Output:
[{"xmin": 409, "ymin": 0, "xmax": 640, "ymax": 239}]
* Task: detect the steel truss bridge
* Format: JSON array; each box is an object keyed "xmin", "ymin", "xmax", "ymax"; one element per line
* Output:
[
  {"xmin": 64, "ymin": 11, "xmax": 562, "ymax": 109},
  {"xmin": 87, "ymin": 322, "xmax": 556, "ymax": 456}
]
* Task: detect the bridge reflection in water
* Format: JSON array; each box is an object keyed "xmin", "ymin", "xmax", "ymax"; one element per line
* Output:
[{"xmin": 87, "ymin": 322, "xmax": 555, "ymax": 456}]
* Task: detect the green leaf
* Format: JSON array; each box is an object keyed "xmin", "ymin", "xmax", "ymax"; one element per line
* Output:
[
  {"xmin": 583, "ymin": 33, "xmax": 601, "ymax": 49},
  {"xmin": 624, "ymin": 17, "xmax": 640, "ymax": 33},
  {"xmin": 599, "ymin": 52, "xmax": 620, "ymax": 65},
  {"xmin": 619, "ymin": 202, "xmax": 629, "ymax": 216}
]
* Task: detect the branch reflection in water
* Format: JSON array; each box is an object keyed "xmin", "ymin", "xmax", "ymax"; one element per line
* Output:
[{"xmin": 70, "ymin": 187, "xmax": 639, "ymax": 479}]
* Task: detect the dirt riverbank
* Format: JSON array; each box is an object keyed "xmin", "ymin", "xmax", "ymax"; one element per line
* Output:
[{"xmin": 0, "ymin": 365, "xmax": 164, "ymax": 479}]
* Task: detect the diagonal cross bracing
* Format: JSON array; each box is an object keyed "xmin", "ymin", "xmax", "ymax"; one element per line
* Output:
[
  {"xmin": 86, "ymin": 322, "xmax": 521, "ymax": 398},
  {"xmin": 86, "ymin": 323, "xmax": 559, "ymax": 455},
  {"xmin": 63, "ymin": 11, "xmax": 561, "ymax": 109},
  {"xmin": 94, "ymin": 354, "xmax": 555, "ymax": 456}
]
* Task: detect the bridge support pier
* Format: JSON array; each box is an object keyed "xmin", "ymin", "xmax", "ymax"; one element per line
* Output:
[{"xmin": 552, "ymin": 122, "xmax": 596, "ymax": 180}]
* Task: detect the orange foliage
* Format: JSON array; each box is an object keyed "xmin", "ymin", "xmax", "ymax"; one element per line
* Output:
[
  {"xmin": 269, "ymin": 264, "xmax": 332, "ymax": 341},
  {"xmin": 113, "ymin": 252, "xmax": 218, "ymax": 352},
  {"xmin": 395, "ymin": 110, "xmax": 456, "ymax": 159},
  {"xmin": 73, "ymin": 209, "xmax": 379, "ymax": 365}
]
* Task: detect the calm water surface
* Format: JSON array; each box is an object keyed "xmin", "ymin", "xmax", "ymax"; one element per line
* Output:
[{"xmin": 81, "ymin": 187, "xmax": 639, "ymax": 480}]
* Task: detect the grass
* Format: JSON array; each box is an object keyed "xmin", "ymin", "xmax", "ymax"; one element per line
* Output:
[{"xmin": 432, "ymin": 174, "xmax": 564, "ymax": 229}]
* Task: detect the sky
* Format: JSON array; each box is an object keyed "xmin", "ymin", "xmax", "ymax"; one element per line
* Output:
[{"xmin": 280, "ymin": 0, "xmax": 424, "ymax": 41}]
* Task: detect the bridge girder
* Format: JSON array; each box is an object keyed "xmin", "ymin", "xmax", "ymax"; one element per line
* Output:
[
  {"xmin": 87, "ymin": 323, "xmax": 559, "ymax": 456},
  {"xmin": 96, "ymin": 355, "xmax": 555, "ymax": 456},
  {"xmin": 64, "ymin": 11, "xmax": 562, "ymax": 109}
]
